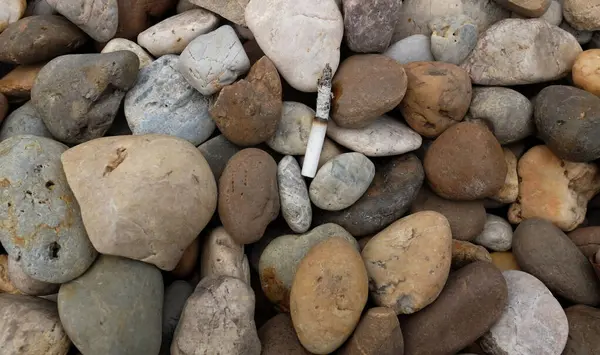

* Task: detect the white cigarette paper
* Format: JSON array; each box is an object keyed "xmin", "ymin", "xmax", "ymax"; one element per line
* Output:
[{"xmin": 302, "ymin": 64, "xmax": 333, "ymax": 178}]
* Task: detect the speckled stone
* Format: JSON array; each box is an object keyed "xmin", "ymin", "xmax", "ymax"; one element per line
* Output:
[
  {"xmin": 342, "ymin": 0, "xmax": 402, "ymax": 53},
  {"xmin": 277, "ymin": 156, "xmax": 311, "ymax": 233},
  {"xmin": 430, "ymin": 15, "xmax": 478, "ymax": 65},
  {"xmin": 47, "ymin": 0, "xmax": 118, "ymax": 42}
]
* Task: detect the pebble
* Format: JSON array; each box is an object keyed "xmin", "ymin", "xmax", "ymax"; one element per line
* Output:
[
  {"xmin": 210, "ymin": 56, "xmax": 283, "ymax": 146},
  {"xmin": 177, "ymin": 0, "xmax": 198, "ymax": 13},
  {"xmin": 491, "ymin": 252, "xmax": 520, "ymax": 271},
  {"xmin": 490, "ymin": 149, "xmax": 519, "ymax": 204},
  {"xmin": 31, "ymin": 52, "xmax": 139, "ymax": 144},
  {"xmin": 362, "ymin": 211, "xmax": 452, "ymax": 314},
  {"xmin": 161, "ymin": 281, "xmax": 193, "ymax": 354},
  {"xmin": 172, "ymin": 275, "xmax": 261, "ymax": 355},
  {"xmin": 338, "ymin": 307, "xmax": 404, "ymax": 355},
  {"xmin": 245, "ymin": 0, "xmax": 343, "ymax": 92},
  {"xmin": 188, "ymin": 0, "xmax": 248, "ymax": 25},
  {"xmin": 560, "ymin": 21, "xmax": 593, "ymax": 44},
  {"xmin": 61, "ymin": 135, "xmax": 217, "ymax": 270},
  {"xmin": 58, "ymin": 255, "xmax": 163, "ymax": 355},
  {"xmin": 0, "ymin": 294, "xmax": 71, "ymax": 354},
  {"xmin": 508, "ymin": 145, "xmax": 600, "ymax": 231},
  {"xmin": 480, "ymin": 270, "xmax": 568, "ymax": 355},
  {"xmin": 197, "ymin": 134, "xmax": 240, "ymax": 180},
  {"xmin": 291, "ymin": 237, "xmax": 368, "ymax": 354},
  {"xmin": 0, "ymin": 135, "xmax": 97, "ymax": 283},
  {"xmin": 430, "ymin": 15, "xmax": 478, "ymax": 65},
  {"xmin": 342, "ymin": 0, "xmax": 402, "ymax": 53},
  {"xmin": 259, "ymin": 314, "xmax": 310, "ymax": 355},
  {"xmin": 47, "ymin": 0, "xmax": 118, "ymax": 42},
  {"xmin": 568, "ymin": 226, "xmax": 600, "ymax": 258},
  {"xmin": 573, "ymin": 49, "xmax": 600, "ymax": 96},
  {"xmin": 563, "ymin": 305, "xmax": 600, "ymax": 354},
  {"xmin": 298, "ymin": 138, "xmax": 345, "ymax": 171},
  {"xmin": 266, "ymin": 101, "xmax": 314, "ymax": 155},
  {"xmin": 540, "ymin": 0, "xmax": 562, "ymax": 25},
  {"xmin": 171, "ymin": 237, "xmax": 199, "ymax": 279},
  {"xmin": 137, "ymin": 9, "xmax": 219, "ymax": 57},
  {"xmin": 101, "ymin": 38, "xmax": 154, "ymax": 68},
  {"xmin": 0, "ymin": 94, "xmax": 7, "ymax": 122},
  {"xmin": 468, "ymin": 87, "xmax": 534, "ymax": 144},
  {"xmin": 399, "ymin": 61, "xmax": 472, "ymax": 138},
  {"xmin": 218, "ymin": 148, "xmax": 279, "ymax": 244},
  {"xmin": 411, "ymin": 187, "xmax": 487, "ymax": 241},
  {"xmin": 114, "ymin": 0, "xmax": 178, "ymax": 40},
  {"xmin": 402, "ymin": 261, "xmax": 508, "ymax": 355},
  {"xmin": 0, "ymin": 15, "xmax": 87, "ymax": 65},
  {"xmin": 331, "ymin": 54, "xmax": 407, "ymax": 128},
  {"xmin": 0, "ymin": 101, "xmax": 53, "ymax": 141},
  {"xmin": 473, "ymin": 214, "xmax": 513, "ymax": 251},
  {"xmin": 0, "ymin": 63, "xmax": 45, "ymax": 101},
  {"xmin": 424, "ymin": 121, "xmax": 507, "ymax": 200},
  {"xmin": 200, "ymin": 227, "xmax": 250, "ymax": 284},
  {"xmin": 383, "ymin": 34, "xmax": 434, "ymax": 64},
  {"xmin": 452, "ymin": 240, "xmax": 492, "ymax": 269},
  {"xmin": 7, "ymin": 255, "xmax": 58, "ymax": 296},
  {"xmin": 462, "ymin": 19, "xmax": 582, "ymax": 85},
  {"xmin": 495, "ymin": 0, "xmax": 551, "ymax": 17},
  {"xmin": 25, "ymin": 0, "xmax": 56, "ymax": 16},
  {"xmin": 513, "ymin": 218, "xmax": 600, "ymax": 306},
  {"xmin": 124, "ymin": 55, "xmax": 215, "ymax": 145},
  {"xmin": 178, "ymin": 25, "xmax": 250, "ymax": 96},
  {"xmin": 0, "ymin": 255, "xmax": 20, "ymax": 294},
  {"xmin": 277, "ymin": 156, "xmax": 311, "ymax": 233},
  {"xmin": 0, "ymin": 0, "xmax": 26, "ymax": 33},
  {"xmin": 309, "ymin": 152, "xmax": 375, "ymax": 211},
  {"xmin": 327, "ymin": 116, "xmax": 422, "ymax": 156},
  {"xmin": 563, "ymin": 0, "xmax": 600, "ymax": 30}
]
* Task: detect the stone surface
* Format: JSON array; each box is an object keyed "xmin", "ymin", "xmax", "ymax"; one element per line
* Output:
[
  {"xmin": 402, "ymin": 261, "xmax": 508, "ymax": 355},
  {"xmin": 171, "ymin": 237, "xmax": 199, "ymax": 279},
  {"xmin": 197, "ymin": 134, "xmax": 240, "ymax": 180},
  {"xmin": 0, "ymin": 63, "xmax": 44, "ymax": 101},
  {"xmin": 513, "ymin": 218, "xmax": 600, "ymax": 306},
  {"xmin": 291, "ymin": 237, "xmax": 368, "ymax": 354},
  {"xmin": 277, "ymin": 156, "xmax": 311, "ymax": 233},
  {"xmin": 424, "ymin": 121, "xmax": 507, "ymax": 200},
  {"xmin": 25, "ymin": 0, "xmax": 56, "ymax": 16},
  {"xmin": 494, "ymin": 0, "xmax": 551, "ymax": 16},
  {"xmin": 560, "ymin": 21, "xmax": 593, "ymax": 44},
  {"xmin": 508, "ymin": 145, "xmax": 600, "ymax": 231},
  {"xmin": 411, "ymin": 187, "xmax": 487, "ymax": 241},
  {"xmin": 399, "ymin": 61, "xmax": 472, "ymax": 138},
  {"xmin": 563, "ymin": 305, "xmax": 600, "ymax": 354},
  {"xmin": 342, "ymin": 0, "xmax": 402, "ymax": 53},
  {"xmin": 179, "ymin": 25, "xmax": 250, "ymax": 96},
  {"xmin": 0, "ymin": 94, "xmax": 7, "ymax": 122},
  {"xmin": 161, "ymin": 281, "xmax": 193, "ymax": 355},
  {"xmin": 47, "ymin": 0, "xmax": 118, "ymax": 42},
  {"xmin": 462, "ymin": 19, "xmax": 582, "ymax": 85},
  {"xmin": 0, "ymin": 254, "xmax": 21, "ymax": 294},
  {"xmin": 189, "ymin": 0, "xmax": 249, "ymax": 25},
  {"xmin": 172, "ymin": 275, "xmax": 261, "ymax": 355},
  {"xmin": 210, "ymin": 56, "xmax": 282, "ymax": 146},
  {"xmin": 468, "ymin": 87, "xmax": 534, "ymax": 144},
  {"xmin": 473, "ymin": 214, "xmax": 513, "ymax": 251},
  {"xmin": 0, "ymin": 15, "xmax": 87, "ymax": 65},
  {"xmin": 0, "ymin": 101, "xmax": 52, "ymax": 141},
  {"xmin": 125, "ymin": 55, "xmax": 215, "ymax": 145},
  {"xmin": 137, "ymin": 9, "xmax": 219, "ymax": 57},
  {"xmin": 452, "ymin": 239, "xmax": 492, "ymax": 269},
  {"xmin": 430, "ymin": 15, "xmax": 478, "ymax": 65},
  {"xmin": 101, "ymin": 38, "xmax": 154, "ymax": 68},
  {"xmin": 0, "ymin": 294, "xmax": 70, "ymax": 355},
  {"xmin": 298, "ymin": 138, "xmax": 345, "ymax": 171},
  {"xmin": 540, "ymin": 0, "xmax": 562, "ymax": 25},
  {"xmin": 245, "ymin": 0, "xmax": 343, "ymax": 92},
  {"xmin": 338, "ymin": 307, "xmax": 404, "ymax": 355},
  {"xmin": 309, "ymin": 152, "xmax": 375, "ymax": 211},
  {"xmin": 573, "ymin": 49, "xmax": 600, "ymax": 96},
  {"xmin": 8, "ymin": 255, "xmax": 58, "ymax": 296},
  {"xmin": 491, "ymin": 252, "xmax": 520, "ymax": 271},
  {"xmin": 480, "ymin": 270, "xmax": 568, "ymax": 355},
  {"xmin": 259, "ymin": 223, "xmax": 357, "ymax": 310},
  {"xmin": 31, "ymin": 52, "xmax": 139, "ymax": 144},
  {"xmin": 327, "ymin": 116, "xmax": 422, "ymax": 157},
  {"xmin": 362, "ymin": 211, "xmax": 452, "ymax": 314},
  {"xmin": 200, "ymin": 227, "xmax": 250, "ymax": 284},
  {"xmin": 0, "ymin": 135, "xmax": 97, "ymax": 283},
  {"xmin": 258, "ymin": 314, "xmax": 310, "ymax": 355},
  {"xmin": 563, "ymin": 0, "xmax": 600, "ymax": 30},
  {"xmin": 568, "ymin": 227, "xmax": 600, "ymax": 258},
  {"xmin": 58, "ymin": 255, "xmax": 163, "ymax": 355},
  {"xmin": 383, "ymin": 34, "xmax": 434, "ymax": 64},
  {"xmin": 313, "ymin": 154, "xmax": 424, "ymax": 237},
  {"xmin": 266, "ymin": 102, "xmax": 313, "ymax": 155},
  {"xmin": 218, "ymin": 148, "xmax": 279, "ymax": 244},
  {"xmin": 0, "ymin": 0, "xmax": 26, "ymax": 33},
  {"xmin": 332, "ymin": 54, "xmax": 407, "ymax": 128},
  {"xmin": 61, "ymin": 135, "xmax": 217, "ymax": 270}
]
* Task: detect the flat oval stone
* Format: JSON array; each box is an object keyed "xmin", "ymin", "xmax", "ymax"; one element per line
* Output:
[
  {"xmin": 47, "ymin": 0, "xmax": 118, "ymax": 42},
  {"xmin": 495, "ymin": 0, "xmax": 551, "ymax": 16},
  {"xmin": 309, "ymin": 152, "xmax": 375, "ymax": 211},
  {"xmin": 0, "ymin": 135, "xmax": 97, "ymax": 283},
  {"xmin": 101, "ymin": 38, "xmax": 154, "ymax": 69},
  {"xmin": 430, "ymin": 15, "xmax": 478, "ymax": 65},
  {"xmin": 58, "ymin": 255, "xmax": 163, "ymax": 355},
  {"xmin": 338, "ymin": 307, "xmax": 404, "ymax": 355},
  {"xmin": 161, "ymin": 280, "xmax": 193, "ymax": 354},
  {"xmin": 362, "ymin": 211, "xmax": 452, "ymax": 314},
  {"xmin": 277, "ymin": 156, "xmax": 311, "ymax": 233},
  {"xmin": 480, "ymin": 270, "xmax": 568, "ymax": 355},
  {"xmin": 0, "ymin": 15, "xmax": 87, "ymax": 65},
  {"xmin": 383, "ymin": 34, "xmax": 434, "ymax": 64},
  {"xmin": 137, "ymin": 9, "xmax": 219, "ymax": 57},
  {"xmin": 266, "ymin": 102, "xmax": 314, "ymax": 155},
  {"xmin": 197, "ymin": 134, "xmax": 240, "ymax": 181},
  {"xmin": 342, "ymin": 0, "xmax": 402, "ymax": 53},
  {"xmin": 0, "ymin": 0, "xmax": 26, "ymax": 32},
  {"xmin": 513, "ymin": 218, "xmax": 600, "ymax": 306},
  {"xmin": 125, "ymin": 54, "xmax": 215, "ymax": 146},
  {"xmin": 291, "ymin": 237, "xmax": 368, "ymax": 354},
  {"xmin": 473, "ymin": 214, "xmax": 512, "ymax": 251},
  {"xmin": 0, "ymin": 101, "xmax": 53, "ymax": 141},
  {"xmin": 8, "ymin": 255, "xmax": 58, "ymax": 296},
  {"xmin": 259, "ymin": 314, "xmax": 310, "ymax": 355},
  {"xmin": 563, "ymin": 305, "xmax": 600, "ymax": 354},
  {"xmin": 200, "ymin": 226, "xmax": 250, "ymax": 284},
  {"xmin": 402, "ymin": 261, "xmax": 508, "ymax": 355}
]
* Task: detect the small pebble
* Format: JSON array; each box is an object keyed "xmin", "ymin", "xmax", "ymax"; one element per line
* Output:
[
  {"xmin": 101, "ymin": 38, "xmax": 154, "ymax": 68},
  {"xmin": 0, "ymin": 63, "xmax": 45, "ymax": 101},
  {"xmin": 451, "ymin": 239, "xmax": 492, "ymax": 269},
  {"xmin": 0, "ymin": 101, "xmax": 53, "ymax": 141},
  {"xmin": 383, "ymin": 34, "xmax": 434, "ymax": 64},
  {"xmin": 338, "ymin": 307, "xmax": 404, "ymax": 355},
  {"xmin": 489, "ymin": 148, "xmax": 519, "ymax": 204},
  {"xmin": 342, "ymin": 0, "xmax": 401, "ymax": 53},
  {"xmin": 47, "ymin": 0, "xmax": 118, "ymax": 42},
  {"xmin": 197, "ymin": 134, "xmax": 240, "ymax": 180},
  {"xmin": 277, "ymin": 156, "xmax": 311, "ymax": 233},
  {"xmin": 200, "ymin": 227, "xmax": 250, "ymax": 283},
  {"xmin": 266, "ymin": 102, "xmax": 314, "ymax": 155},
  {"xmin": 429, "ymin": 15, "xmax": 478, "ymax": 65},
  {"xmin": 473, "ymin": 214, "xmax": 513, "ymax": 252},
  {"xmin": 573, "ymin": 49, "xmax": 600, "ymax": 96}
]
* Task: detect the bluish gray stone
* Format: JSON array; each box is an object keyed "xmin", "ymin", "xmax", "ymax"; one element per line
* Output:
[
  {"xmin": 430, "ymin": 15, "xmax": 478, "ymax": 65},
  {"xmin": 197, "ymin": 135, "xmax": 240, "ymax": 181},
  {"xmin": 0, "ymin": 101, "xmax": 53, "ymax": 142},
  {"xmin": 383, "ymin": 34, "xmax": 434, "ymax": 64},
  {"xmin": 125, "ymin": 55, "xmax": 215, "ymax": 145},
  {"xmin": 277, "ymin": 156, "xmax": 311, "ymax": 233}
]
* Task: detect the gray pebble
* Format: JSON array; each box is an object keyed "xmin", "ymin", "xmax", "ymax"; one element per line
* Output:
[
  {"xmin": 473, "ymin": 214, "xmax": 513, "ymax": 252},
  {"xmin": 430, "ymin": 15, "xmax": 478, "ymax": 65},
  {"xmin": 47, "ymin": 0, "xmax": 118, "ymax": 42},
  {"xmin": 161, "ymin": 281, "xmax": 194, "ymax": 355},
  {"xmin": 125, "ymin": 55, "xmax": 215, "ymax": 145},
  {"xmin": 0, "ymin": 135, "xmax": 97, "ymax": 283},
  {"xmin": 468, "ymin": 87, "xmax": 534, "ymax": 144},
  {"xmin": 277, "ymin": 156, "xmax": 311, "ymax": 233},
  {"xmin": 383, "ymin": 34, "xmax": 434, "ymax": 64},
  {"xmin": 179, "ymin": 25, "xmax": 250, "ymax": 96},
  {"xmin": 8, "ymin": 255, "xmax": 59, "ymax": 296},
  {"xmin": 0, "ymin": 101, "xmax": 53, "ymax": 141},
  {"xmin": 58, "ymin": 255, "xmax": 163, "ymax": 355},
  {"xmin": 266, "ymin": 101, "xmax": 314, "ymax": 155},
  {"xmin": 560, "ymin": 21, "xmax": 593, "ymax": 44},
  {"xmin": 309, "ymin": 152, "xmax": 375, "ymax": 211},
  {"xmin": 25, "ymin": 0, "xmax": 56, "ymax": 16},
  {"xmin": 197, "ymin": 134, "xmax": 241, "ymax": 181}
]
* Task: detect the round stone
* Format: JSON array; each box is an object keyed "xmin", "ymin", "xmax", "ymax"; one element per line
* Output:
[
  {"xmin": 573, "ymin": 49, "xmax": 600, "ymax": 96},
  {"xmin": 266, "ymin": 102, "xmax": 314, "ymax": 155},
  {"xmin": 430, "ymin": 15, "xmax": 478, "ymax": 65},
  {"xmin": 0, "ymin": 101, "xmax": 53, "ymax": 141},
  {"xmin": 383, "ymin": 34, "xmax": 434, "ymax": 64},
  {"xmin": 101, "ymin": 38, "xmax": 154, "ymax": 69},
  {"xmin": 473, "ymin": 214, "xmax": 513, "ymax": 252}
]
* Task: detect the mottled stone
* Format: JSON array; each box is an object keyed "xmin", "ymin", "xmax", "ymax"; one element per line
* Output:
[
  {"xmin": 200, "ymin": 227, "xmax": 250, "ymax": 284},
  {"xmin": 338, "ymin": 307, "xmax": 404, "ymax": 355},
  {"xmin": 342, "ymin": 0, "xmax": 402, "ymax": 53},
  {"xmin": 573, "ymin": 49, "xmax": 600, "ymax": 96},
  {"xmin": 277, "ymin": 156, "xmax": 311, "ymax": 233},
  {"xmin": 8, "ymin": 255, "xmax": 58, "ymax": 295},
  {"xmin": 563, "ymin": 0, "xmax": 600, "ymax": 30},
  {"xmin": 0, "ymin": 63, "xmax": 44, "ymax": 101},
  {"xmin": 383, "ymin": 35, "xmax": 434, "ymax": 64},
  {"xmin": 189, "ymin": 0, "xmax": 249, "ymax": 25},
  {"xmin": 430, "ymin": 15, "xmax": 478, "ymax": 65},
  {"xmin": 161, "ymin": 281, "xmax": 193, "ymax": 355},
  {"xmin": 266, "ymin": 102, "xmax": 314, "ymax": 155},
  {"xmin": 452, "ymin": 239, "xmax": 492, "ymax": 269},
  {"xmin": 563, "ymin": 305, "xmax": 600, "ymax": 354},
  {"xmin": 0, "ymin": 101, "xmax": 52, "ymax": 141},
  {"xmin": 197, "ymin": 135, "xmax": 240, "ymax": 181},
  {"xmin": 47, "ymin": 0, "xmax": 118, "ymax": 42},
  {"xmin": 259, "ymin": 314, "xmax": 310, "ymax": 355},
  {"xmin": 101, "ymin": 38, "xmax": 154, "ymax": 68},
  {"xmin": 298, "ymin": 138, "xmax": 345, "ymax": 171}
]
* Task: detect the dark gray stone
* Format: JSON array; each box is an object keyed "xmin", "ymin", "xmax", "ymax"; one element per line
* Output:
[
  {"xmin": 0, "ymin": 101, "xmax": 53, "ymax": 142},
  {"xmin": 197, "ymin": 134, "xmax": 241, "ymax": 181},
  {"xmin": 342, "ymin": 0, "xmax": 402, "ymax": 53},
  {"xmin": 161, "ymin": 280, "xmax": 194, "ymax": 355}
]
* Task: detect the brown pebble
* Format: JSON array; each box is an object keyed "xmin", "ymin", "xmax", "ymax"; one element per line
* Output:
[
  {"xmin": 258, "ymin": 314, "xmax": 310, "ymax": 355},
  {"xmin": 338, "ymin": 307, "xmax": 404, "ymax": 355},
  {"xmin": 115, "ymin": 0, "xmax": 177, "ymax": 40},
  {"xmin": 490, "ymin": 252, "xmax": 520, "ymax": 271},
  {"xmin": 171, "ymin": 237, "xmax": 199, "ymax": 279},
  {"xmin": 568, "ymin": 226, "xmax": 600, "ymax": 258},
  {"xmin": 452, "ymin": 239, "xmax": 492, "ymax": 269},
  {"xmin": 0, "ymin": 63, "xmax": 45, "ymax": 101}
]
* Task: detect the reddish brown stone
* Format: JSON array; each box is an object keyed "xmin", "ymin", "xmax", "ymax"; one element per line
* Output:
[
  {"xmin": 569, "ymin": 226, "xmax": 600, "ymax": 258},
  {"xmin": 258, "ymin": 314, "xmax": 310, "ymax": 355},
  {"xmin": 0, "ymin": 63, "xmax": 45, "ymax": 101},
  {"xmin": 115, "ymin": 0, "xmax": 177, "ymax": 40},
  {"xmin": 171, "ymin": 237, "xmax": 199, "ymax": 279},
  {"xmin": 338, "ymin": 307, "xmax": 404, "ymax": 355}
]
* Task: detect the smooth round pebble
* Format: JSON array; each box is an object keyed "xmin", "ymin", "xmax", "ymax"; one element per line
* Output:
[
  {"xmin": 563, "ymin": 305, "xmax": 600, "ymax": 354},
  {"xmin": 573, "ymin": 49, "xmax": 600, "ymax": 97},
  {"xmin": 429, "ymin": 15, "xmax": 478, "ymax": 65},
  {"xmin": 200, "ymin": 227, "xmax": 250, "ymax": 284},
  {"xmin": 338, "ymin": 307, "xmax": 404, "ymax": 355},
  {"xmin": 8, "ymin": 255, "xmax": 58, "ymax": 296},
  {"xmin": 101, "ymin": 38, "xmax": 154, "ymax": 68},
  {"xmin": 0, "ymin": 101, "xmax": 53, "ymax": 141},
  {"xmin": 259, "ymin": 314, "xmax": 310, "ymax": 355},
  {"xmin": 277, "ymin": 156, "xmax": 311, "ymax": 233},
  {"xmin": 266, "ymin": 102, "xmax": 314, "ymax": 155},
  {"xmin": 383, "ymin": 34, "xmax": 434, "ymax": 64},
  {"xmin": 197, "ymin": 134, "xmax": 240, "ymax": 180},
  {"xmin": 473, "ymin": 214, "xmax": 513, "ymax": 251},
  {"xmin": 47, "ymin": 0, "xmax": 118, "ymax": 42}
]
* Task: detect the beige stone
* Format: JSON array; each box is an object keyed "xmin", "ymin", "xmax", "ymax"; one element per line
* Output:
[
  {"xmin": 573, "ymin": 49, "xmax": 600, "ymax": 96},
  {"xmin": 101, "ymin": 38, "xmax": 154, "ymax": 68},
  {"xmin": 490, "ymin": 148, "xmax": 519, "ymax": 203},
  {"xmin": 452, "ymin": 239, "xmax": 492, "ymax": 269},
  {"xmin": 491, "ymin": 252, "xmax": 520, "ymax": 271},
  {"xmin": 200, "ymin": 226, "xmax": 250, "ymax": 284},
  {"xmin": 494, "ymin": 0, "xmax": 551, "ymax": 17},
  {"xmin": 563, "ymin": 0, "xmax": 600, "ymax": 30},
  {"xmin": 0, "ymin": 255, "xmax": 21, "ymax": 294}
]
